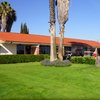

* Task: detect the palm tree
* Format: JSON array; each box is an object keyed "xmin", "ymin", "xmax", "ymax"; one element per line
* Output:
[
  {"xmin": 0, "ymin": 6, "xmax": 2, "ymax": 31},
  {"xmin": 0, "ymin": 14, "xmax": 1, "ymax": 31},
  {"xmin": 0, "ymin": 2, "xmax": 7, "ymax": 32},
  {"xmin": 56, "ymin": 0, "xmax": 70, "ymax": 61},
  {"xmin": 6, "ymin": 9, "xmax": 16, "ymax": 32},
  {"xmin": 49, "ymin": 0, "xmax": 57, "ymax": 61},
  {"xmin": 0, "ymin": 1, "xmax": 16, "ymax": 32}
]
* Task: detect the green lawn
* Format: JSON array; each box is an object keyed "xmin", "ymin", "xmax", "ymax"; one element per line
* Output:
[{"xmin": 0, "ymin": 63, "xmax": 100, "ymax": 100}]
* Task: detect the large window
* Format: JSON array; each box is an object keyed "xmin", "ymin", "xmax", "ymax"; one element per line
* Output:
[
  {"xmin": 25, "ymin": 45, "xmax": 31, "ymax": 54},
  {"xmin": 17, "ymin": 45, "xmax": 24, "ymax": 54},
  {"xmin": 17, "ymin": 45, "xmax": 32, "ymax": 54},
  {"xmin": 40, "ymin": 45, "xmax": 50, "ymax": 54}
]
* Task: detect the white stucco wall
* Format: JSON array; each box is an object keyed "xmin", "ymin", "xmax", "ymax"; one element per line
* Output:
[{"xmin": 0, "ymin": 43, "xmax": 17, "ymax": 55}]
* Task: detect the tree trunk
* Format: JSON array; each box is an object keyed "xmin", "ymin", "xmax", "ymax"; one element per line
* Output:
[
  {"xmin": 50, "ymin": 23, "xmax": 57, "ymax": 61},
  {"xmin": 57, "ymin": 0, "xmax": 70, "ymax": 61},
  {"xmin": 49, "ymin": 0, "xmax": 57, "ymax": 62},
  {"xmin": 6, "ymin": 21, "xmax": 13, "ymax": 32},
  {"xmin": 0, "ymin": 18, "xmax": 1, "ymax": 31},
  {"xmin": 1, "ymin": 15, "xmax": 7, "ymax": 32},
  {"xmin": 95, "ymin": 48, "xmax": 100, "ymax": 67},
  {"xmin": 58, "ymin": 24, "xmax": 64, "ymax": 61}
]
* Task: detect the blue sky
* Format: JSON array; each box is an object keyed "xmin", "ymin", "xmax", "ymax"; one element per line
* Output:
[{"xmin": 1, "ymin": 0, "xmax": 100, "ymax": 41}]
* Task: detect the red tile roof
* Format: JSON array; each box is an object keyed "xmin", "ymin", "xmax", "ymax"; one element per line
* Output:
[{"xmin": 0, "ymin": 32, "xmax": 100, "ymax": 47}]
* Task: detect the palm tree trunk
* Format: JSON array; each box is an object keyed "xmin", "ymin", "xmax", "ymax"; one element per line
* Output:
[
  {"xmin": 49, "ymin": 0, "xmax": 57, "ymax": 62},
  {"xmin": 0, "ymin": 18, "xmax": 1, "ymax": 31},
  {"xmin": 50, "ymin": 23, "xmax": 57, "ymax": 61},
  {"xmin": 1, "ymin": 15, "xmax": 7, "ymax": 32},
  {"xmin": 6, "ymin": 21, "xmax": 13, "ymax": 32},
  {"xmin": 57, "ymin": 0, "xmax": 70, "ymax": 61},
  {"xmin": 0, "ymin": 23, "xmax": 1, "ymax": 31},
  {"xmin": 58, "ymin": 24, "xmax": 64, "ymax": 61},
  {"xmin": 95, "ymin": 48, "xmax": 100, "ymax": 67}
]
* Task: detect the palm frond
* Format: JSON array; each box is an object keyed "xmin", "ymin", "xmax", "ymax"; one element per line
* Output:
[{"xmin": 0, "ymin": 1, "xmax": 17, "ymax": 32}]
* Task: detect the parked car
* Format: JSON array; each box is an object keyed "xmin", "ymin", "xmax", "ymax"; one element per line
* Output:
[
  {"xmin": 84, "ymin": 51, "xmax": 93, "ymax": 56},
  {"xmin": 64, "ymin": 51, "xmax": 72, "ymax": 60}
]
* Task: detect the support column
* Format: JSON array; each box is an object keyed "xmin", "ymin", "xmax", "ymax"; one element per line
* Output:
[{"xmin": 31, "ymin": 45, "xmax": 40, "ymax": 55}]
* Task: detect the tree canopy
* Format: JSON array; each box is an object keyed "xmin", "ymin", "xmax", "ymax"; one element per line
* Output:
[
  {"xmin": 0, "ymin": 1, "xmax": 16, "ymax": 32},
  {"xmin": 20, "ymin": 23, "xmax": 29, "ymax": 34}
]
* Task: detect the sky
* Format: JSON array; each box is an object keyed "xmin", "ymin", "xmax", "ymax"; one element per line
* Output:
[{"xmin": 1, "ymin": 0, "xmax": 100, "ymax": 41}]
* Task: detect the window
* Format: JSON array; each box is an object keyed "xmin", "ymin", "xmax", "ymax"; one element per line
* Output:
[
  {"xmin": 40, "ymin": 45, "xmax": 50, "ymax": 54},
  {"xmin": 64, "ymin": 46, "xmax": 71, "ymax": 51},
  {"xmin": 17, "ymin": 45, "xmax": 24, "ymax": 54}
]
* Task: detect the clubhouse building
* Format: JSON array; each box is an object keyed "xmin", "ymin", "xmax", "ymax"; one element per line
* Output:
[{"xmin": 0, "ymin": 32, "xmax": 100, "ymax": 56}]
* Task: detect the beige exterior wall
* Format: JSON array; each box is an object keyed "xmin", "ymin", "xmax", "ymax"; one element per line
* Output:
[{"xmin": 0, "ymin": 43, "xmax": 16, "ymax": 55}]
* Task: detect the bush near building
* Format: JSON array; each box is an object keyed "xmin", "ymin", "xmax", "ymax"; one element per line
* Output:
[
  {"xmin": 0, "ymin": 54, "xmax": 49, "ymax": 64},
  {"xmin": 71, "ymin": 56, "xmax": 95, "ymax": 65}
]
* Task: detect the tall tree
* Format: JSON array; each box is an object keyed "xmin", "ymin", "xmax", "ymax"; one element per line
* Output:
[
  {"xmin": 0, "ymin": 2, "xmax": 8, "ymax": 32},
  {"xmin": 0, "ymin": 6, "xmax": 2, "ymax": 31},
  {"xmin": 0, "ymin": 13, "xmax": 1, "ymax": 31},
  {"xmin": 6, "ymin": 9, "xmax": 16, "ymax": 32},
  {"xmin": 20, "ymin": 23, "xmax": 29, "ymax": 34},
  {"xmin": 49, "ymin": 0, "xmax": 57, "ymax": 61},
  {"xmin": 0, "ymin": 1, "xmax": 16, "ymax": 32},
  {"xmin": 57, "ymin": 0, "xmax": 70, "ymax": 61},
  {"xmin": 20, "ymin": 23, "xmax": 23, "ymax": 33}
]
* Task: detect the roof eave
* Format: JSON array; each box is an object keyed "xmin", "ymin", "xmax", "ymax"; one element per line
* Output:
[{"xmin": 0, "ymin": 40, "xmax": 5, "ymax": 43}]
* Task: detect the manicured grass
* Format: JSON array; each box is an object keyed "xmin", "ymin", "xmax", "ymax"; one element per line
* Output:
[{"xmin": 0, "ymin": 63, "xmax": 100, "ymax": 100}]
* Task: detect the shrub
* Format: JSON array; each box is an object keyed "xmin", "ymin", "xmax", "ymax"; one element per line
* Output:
[
  {"xmin": 41, "ymin": 59, "xmax": 72, "ymax": 67},
  {"xmin": 41, "ymin": 54, "xmax": 50, "ymax": 59},
  {"xmin": 71, "ymin": 56, "xmax": 95, "ymax": 65},
  {"xmin": 0, "ymin": 54, "xmax": 49, "ymax": 64}
]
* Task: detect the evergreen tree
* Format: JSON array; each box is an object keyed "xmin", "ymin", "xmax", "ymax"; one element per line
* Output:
[
  {"xmin": 20, "ymin": 23, "xmax": 23, "ymax": 33},
  {"xmin": 20, "ymin": 23, "xmax": 29, "ymax": 34}
]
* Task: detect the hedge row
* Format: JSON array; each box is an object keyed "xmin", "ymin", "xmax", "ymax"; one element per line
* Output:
[
  {"xmin": 0, "ymin": 54, "xmax": 50, "ymax": 64},
  {"xmin": 70, "ymin": 56, "xmax": 95, "ymax": 65}
]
